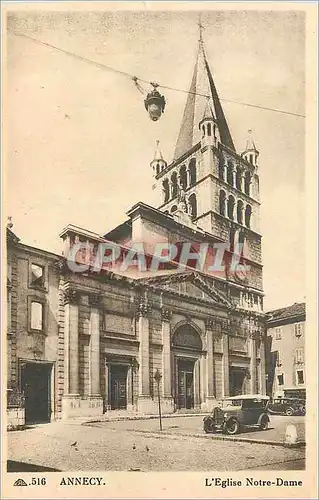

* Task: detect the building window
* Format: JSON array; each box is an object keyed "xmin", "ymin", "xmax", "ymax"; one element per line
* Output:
[
  {"xmin": 31, "ymin": 264, "xmax": 44, "ymax": 288},
  {"xmin": 228, "ymin": 195, "xmax": 235, "ymax": 220},
  {"xmin": 275, "ymin": 327, "xmax": 282, "ymax": 340},
  {"xmin": 294, "ymin": 323, "xmax": 303, "ymax": 337},
  {"xmin": 218, "ymin": 160, "xmax": 224, "ymax": 180},
  {"xmin": 277, "ymin": 374, "xmax": 284, "ymax": 386},
  {"xmin": 207, "ymin": 123, "xmax": 212, "ymax": 136},
  {"xmin": 245, "ymin": 204, "xmax": 252, "ymax": 228},
  {"xmin": 227, "ymin": 161, "xmax": 234, "ymax": 186},
  {"xmin": 276, "ymin": 350, "xmax": 282, "ymax": 367},
  {"xmin": 244, "ymin": 171, "xmax": 251, "ymax": 196},
  {"xmin": 30, "ymin": 301, "xmax": 43, "ymax": 331},
  {"xmin": 189, "ymin": 158, "xmax": 196, "ymax": 186},
  {"xmin": 219, "ymin": 190, "xmax": 226, "ymax": 216},
  {"xmin": 237, "ymin": 200, "xmax": 244, "ymax": 225},
  {"xmin": 295, "ymin": 347, "xmax": 304, "ymax": 364},
  {"xmin": 188, "ymin": 193, "xmax": 197, "ymax": 220},
  {"xmin": 179, "ymin": 165, "xmax": 187, "ymax": 190},
  {"xmin": 296, "ymin": 370, "xmax": 304, "ymax": 385},
  {"xmin": 171, "ymin": 172, "xmax": 178, "ymax": 198},
  {"xmin": 162, "ymin": 179, "xmax": 170, "ymax": 203},
  {"xmin": 236, "ymin": 166, "xmax": 242, "ymax": 191}
]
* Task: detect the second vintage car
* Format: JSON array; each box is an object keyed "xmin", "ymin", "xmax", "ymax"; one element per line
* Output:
[
  {"xmin": 268, "ymin": 397, "xmax": 306, "ymax": 416},
  {"xmin": 203, "ymin": 394, "xmax": 270, "ymax": 435}
]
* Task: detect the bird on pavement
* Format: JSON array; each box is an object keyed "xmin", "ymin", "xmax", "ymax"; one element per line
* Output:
[
  {"xmin": 71, "ymin": 441, "xmax": 77, "ymax": 447},
  {"xmin": 146, "ymin": 446, "xmax": 150, "ymax": 452},
  {"xmin": 132, "ymin": 444, "xmax": 136, "ymax": 451}
]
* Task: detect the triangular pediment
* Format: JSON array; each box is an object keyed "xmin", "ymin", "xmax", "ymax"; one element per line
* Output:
[{"xmin": 142, "ymin": 271, "xmax": 231, "ymax": 308}]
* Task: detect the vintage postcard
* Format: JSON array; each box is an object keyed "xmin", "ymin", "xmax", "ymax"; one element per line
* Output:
[{"xmin": 1, "ymin": 1, "xmax": 318, "ymax": 499}]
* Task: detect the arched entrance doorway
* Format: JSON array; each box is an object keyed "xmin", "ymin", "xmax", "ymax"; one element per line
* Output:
[{"xmin": 171, "ymin": 324, "xmax": 203, "ymax": 410}]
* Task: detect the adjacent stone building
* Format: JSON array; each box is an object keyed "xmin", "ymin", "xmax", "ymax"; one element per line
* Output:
[
  {"xmin": 266, "ymin": 302, "xmax": 306, "ymax": 399},
  {"xmin": 6, "ymin": 34, "xmax": 267, "ymax": 422}
]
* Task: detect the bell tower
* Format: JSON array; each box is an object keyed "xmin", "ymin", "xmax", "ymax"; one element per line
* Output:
[{"xmin": 150, "ymin": 28, "xmax": 263, "ymax": 291}]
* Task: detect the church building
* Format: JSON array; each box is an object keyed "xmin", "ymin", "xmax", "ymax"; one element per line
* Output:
[{"xmin": 7, "ymin": 34, "xmax": 266, "ymax": 422}]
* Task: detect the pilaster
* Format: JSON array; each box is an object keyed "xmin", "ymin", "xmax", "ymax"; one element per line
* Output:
[
  {"xmin": 136, "ymin": 296, "xmax": 153, "ymax": 413},
  {"xmin": 221, "ymin": 318, "xmax": 230, "ymax": 397},
  {"xmin": 204, "ymin": 319, "xmax": 215, "ymax": 409},
  {"xmin": 161, "ymin": 308, "xmax": 174, "ymax": 413}
]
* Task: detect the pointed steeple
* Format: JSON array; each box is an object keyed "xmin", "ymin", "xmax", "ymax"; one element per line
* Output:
[
  {"xmin": 150, "ymin": 140, "xmax": 167, "ymax": 177},
  {"xmin": 174, "ymin": 37, "xmax": 235, "ymax": 159},
  {"xmin": 242, "ymin": 129, "xmax": 259, "ymax": 167},
  {"xmin": 245, "ymin": 129, "xmax": 258, "ymax": 152},
  {"xmin": 154, "ymin": 140, "xmax": 164, "ymax": 161}
]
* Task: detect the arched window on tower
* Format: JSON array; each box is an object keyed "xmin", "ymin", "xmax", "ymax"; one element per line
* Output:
[
  {"xmin": 229, "ymin": 227, "xmax": 236, "ymax": 252},
  {"xmin": 219, "ymin": 159, "xmax": 225, "ymax": 180},
  {"xmin": 237, "ymin": 200, "xmax": 244, "ymax": 225},
  {"xmin": 227, "ymin": 161, "xmax": 234, "ymax": 186},
  {"xmin": 156, "ymin": 163, "xmax": 160, "ymax": 175},
  {"xmin": 228, "ymin": 195, "xmax": 235, "ymax": 220},
  {"xmin": 202, "ymin": 125, "xmax": 205, "ymax": 138},
  {"xmin": 236, "ymin": 166, "xmax": 242, "ymax": 191},
  {"xmin": 188, "ymin": 194, "xmax": 197, "ymax": 220},
  {"xmin": 219, "ymin": 190, "xmax": 226, "ymax": 216},
  {"xmin": 171, "ymin": 172, "xmax": 178, "ymax": 198},
  {"xmin": 244, "ymin": 171, "xmax": 251, "ymax": 196},
  {"xmin": 163, "ymin": 179, "xmax": 170, "ymax": 203},
  {"xmin": 207, "ymin": 123, "xmax": 212, "ymax": 136},
  {"xmin": 189, "ymin": 158, "xmax": 197, "ymax": 186},
  {"xmin": 179, "ymin": 165, "xmax": 187, "ymax": 190},
  {"xmin": 245, "ymin": 204, "xmax": 252, "ymax": 228}
]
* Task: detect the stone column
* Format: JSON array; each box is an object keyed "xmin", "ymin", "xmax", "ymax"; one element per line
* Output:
[
  {"xmin": 221, "ymin": 320, "xmax": 230, "ymax": 397},
  {"xmin": 89, "ymin": 294, "xmax": 101, "ymax": 395},
  {"xmin": 205, "ymin": 319, "xmax": 215, "ymax": 409},
  {"xmin": 136, "ymin": 296, "xmax": 152, "ymax": 413},
  {"xmin": 161, "ymin": 309, "xmax": 174, "ymax": 413},
  {"xmin": 105, "ymin": 361, "xmax": 109, "ymax": 409},
  {"xmin": 249, "ymin": 328, "xmax": 257, "ymax": 394},
  {"xmin": 194, "ymin": 358, "xmax": 201, "ymax": 408},
  {"xmin": 259, "ymin": 335, "xmax": 266, "ymax": 395},
  {"xmin": 87, "ymin": 294, "xmax": 103, "ymax": 416},
  {"xmin": 61, "ymin": 286, "xmax": 80, "ymax": 418}
]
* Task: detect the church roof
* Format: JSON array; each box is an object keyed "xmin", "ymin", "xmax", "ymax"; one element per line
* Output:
[
  {"xmin": 174, "ymin": 39, "xmax": 235, "ymax": 159},
  {"xmin": 266, "ymin": 302, "xmax": 306, "ymax": 325}
]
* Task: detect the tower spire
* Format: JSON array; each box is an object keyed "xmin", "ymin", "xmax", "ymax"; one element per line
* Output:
[
  {"xmin": 174, "ymin": 31, "xmax": 235, "ymax": 160},
  {"xmin": 242, "ymin": 129, "xmax": 259, "ymax": 167}
]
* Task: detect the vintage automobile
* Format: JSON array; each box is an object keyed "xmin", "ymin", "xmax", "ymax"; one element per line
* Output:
[
  {"xmin": 203, "ymin": 394, "xmax": 270, "ymax": 435},
  {"xmin": 268, "ymin": 398, "xmax": 306, "ymax": 416}
]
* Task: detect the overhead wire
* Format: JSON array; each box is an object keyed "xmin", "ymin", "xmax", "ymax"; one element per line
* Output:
[{"xmin": 11, "ymin": 31, "xmax": 305, "ymax": 119}]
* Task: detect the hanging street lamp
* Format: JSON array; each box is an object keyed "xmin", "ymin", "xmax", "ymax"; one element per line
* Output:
[{"xmin": 144, "ymin": 82, "xmax": 166, "ymax": 121}]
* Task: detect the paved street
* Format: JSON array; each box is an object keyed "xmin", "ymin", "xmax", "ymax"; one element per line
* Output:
[
  {"xmin": 7, "ymin": 415, "xmax": 305, "ymax": 472},
  {"xmin": 92, "ymin": 414, "xmax": 305, "ymax": 444}
]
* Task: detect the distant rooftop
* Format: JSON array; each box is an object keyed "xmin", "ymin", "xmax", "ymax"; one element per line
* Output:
[{"xmin": 266, "ymin": 302, "xmax": 306, "ymax": 324}]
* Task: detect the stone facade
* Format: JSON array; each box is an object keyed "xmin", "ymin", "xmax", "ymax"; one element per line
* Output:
[
  {"xmin": 266, "ymin": 303, "xmax": 306, "ymax": 399},
  {"xmin": 6, "ymin": 34, "xmax": 267, "ymax": 422}
]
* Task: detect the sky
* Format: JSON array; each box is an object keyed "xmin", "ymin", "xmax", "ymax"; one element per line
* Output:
[{"xmin": 5, "ymin": 7, "xmax": 305, "ymax": 310}]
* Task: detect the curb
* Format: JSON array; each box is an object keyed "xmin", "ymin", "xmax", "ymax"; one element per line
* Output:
[{"xmin": 81, "ymin": 413, "xmax": 210, "ymax": 424}]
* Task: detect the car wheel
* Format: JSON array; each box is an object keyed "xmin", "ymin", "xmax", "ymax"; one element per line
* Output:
[
  {"xmin": 203, "ymin": 420, "xmax": 215, "ymax": 434},
  {"xmin": 285, "ymin": 407, "xmax": 294, "ymax": 416},
  {"xmin": 225, "ymin": 419, "xmax": 240, "ymax": 435},
  {"xmin": 259, "ymin": 416, "xmax": 269, "ymax": 430}
]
